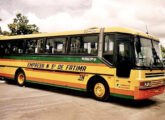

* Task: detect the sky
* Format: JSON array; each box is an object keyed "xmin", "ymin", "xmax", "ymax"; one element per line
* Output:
[{"xmin": 0, "ymin": 0, "xmax": 165, "ymax": 45}]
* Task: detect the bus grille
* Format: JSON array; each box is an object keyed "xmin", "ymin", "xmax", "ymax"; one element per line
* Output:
[
  {"xmin": 151, "ymin": 80, "xmax": 163, "ymax": 87},
  {"xmin": 145, "ymin": 73, "xmax": 165, "ymax": 78}
]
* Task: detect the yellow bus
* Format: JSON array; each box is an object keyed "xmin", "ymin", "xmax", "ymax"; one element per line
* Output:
[{"xmin": 0, "ymin": 27, "xmax": 165, "ymax": 101}]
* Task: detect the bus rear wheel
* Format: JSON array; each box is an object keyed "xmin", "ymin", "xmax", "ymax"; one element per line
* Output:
[
  {"xmin": 16, "ymin": 71, "xmax": 26, "ymax": 86},
  {"xmin": 92, "ymin": 80, "xmax": 109, "ymax": 101}
]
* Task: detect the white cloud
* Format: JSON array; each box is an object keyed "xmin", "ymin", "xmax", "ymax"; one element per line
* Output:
[
  {"xmin": 0, "ymin": 9, "xmax": 14, "ymax": 31},
  {"xmin": 27, "ymin": 12, "xmax": 86, "ymax": 32},
  {"xmin": 1, "ymin": 0, "xmax": 165, "ymax": 45}
]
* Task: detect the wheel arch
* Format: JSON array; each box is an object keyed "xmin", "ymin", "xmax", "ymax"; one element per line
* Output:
[
  {"xmin": 87, "ymin": 75, "xmax": 110, "ymax": 93},
  {"xmin": 14, "ymin": 68, "xmax": 25, "ymax": 80}
]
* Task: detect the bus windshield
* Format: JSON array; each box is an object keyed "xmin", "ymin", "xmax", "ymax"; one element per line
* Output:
[{"xmin": 135, "ymin": 37, "xmax": 163, "ymax": 68}]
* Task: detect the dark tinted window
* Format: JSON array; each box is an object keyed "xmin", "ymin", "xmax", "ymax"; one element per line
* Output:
[
  {"xmin": 25, "ymin": 38, "xmax": 45, "ymax": 54},
  {"xmin": 0, "ymin": 41, "xmax": 6, "ymax": 55},
  {"xmin": 0, "ymin": 40, "xmax": 25, "ymax": 55}
]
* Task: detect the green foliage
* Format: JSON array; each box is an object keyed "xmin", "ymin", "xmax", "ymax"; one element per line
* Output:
[
  {"xmin": 2, "ymin": 31, "xmax": 10, "ymax": 36},
  {"xmin": 160, "ymin": 45, "xmax": 165, "ymax": 58},
  {"xmin": 0, "ymin": 27, "xmax": 2, "ymax": 34},
  {"xmin": 8, "ymin": 13, "xmax": 39, "ymax": 35},
  {"xmin": 0, "ymin": 14, "xmax": 39, "ymax": 36}
]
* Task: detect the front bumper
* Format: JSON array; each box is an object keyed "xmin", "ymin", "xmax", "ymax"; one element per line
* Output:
[{"xmin": 134, "ymin": 86, "xmax": 165, "ymax": 100}]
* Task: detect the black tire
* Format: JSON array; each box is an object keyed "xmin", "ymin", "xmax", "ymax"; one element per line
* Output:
[
  {"xmin": 92, "ymin": 80, "xmax": 109, "ymax": 101},
  {"xmin": 16, "ymin": 71, "xmax": 26, "ymax": 86}
]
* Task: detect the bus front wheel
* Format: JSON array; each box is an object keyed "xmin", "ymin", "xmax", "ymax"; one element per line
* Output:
[
  {"xmin": 16, "ymin": 71, "xmax": 26, "ymax": 86},
  {"xmin": 92, "ymin": 80, "xmax": 109, "ymax": 101}
]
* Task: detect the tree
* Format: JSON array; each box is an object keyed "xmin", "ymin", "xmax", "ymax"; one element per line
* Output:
[
  {"xmin": 161, "ymin": 45, "xmax": 165, "ymax": 58},
  {"xmin": 2, "ymin": 31, "xmax": 10, "ymax": 36},
  {"xmin": 8, "ymin": 13, "xmax": 39, "ymax": 35},
  {"xmin": 0, "ymin": 27, "xmax": 2, "ymax": 34}
]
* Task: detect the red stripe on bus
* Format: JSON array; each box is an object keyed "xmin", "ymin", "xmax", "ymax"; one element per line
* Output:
[
  {"xmin": 27, "ymin": 76, "xmax": 86, "ymax": 89},
  {"xmin": 0, "ymin": 73, "xmax": 14, "ymax": 78},
  {"xmin": 110, "ymin": 88, "xmax": 134, "ymax": 96}
]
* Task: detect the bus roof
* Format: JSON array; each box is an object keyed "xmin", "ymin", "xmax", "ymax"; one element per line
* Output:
[
  {"xmin": 0, "ymin": 27, "xmax": 159, "ymax": 41},
  {"xmin": 104, "ymin": 27, "xmax": 159, "ymax": 40}
]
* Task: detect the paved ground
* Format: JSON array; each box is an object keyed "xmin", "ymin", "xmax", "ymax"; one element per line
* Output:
[{"xmin": 0, "ymin": 80, "xmax": 165, "ymax": 120}]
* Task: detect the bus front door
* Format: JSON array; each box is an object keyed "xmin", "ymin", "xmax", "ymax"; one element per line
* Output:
[
  {"xmin": 115, "ymin": 40, "xmax": 133, "ymax": 91},
  {"xmin": 116, "ymin": 40, "xmax": 133, "ymax": 78}
]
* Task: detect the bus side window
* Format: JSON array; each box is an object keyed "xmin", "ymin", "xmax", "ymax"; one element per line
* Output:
[
  {"xmin": 25, "ymin": 39, "xmax": 45, "ymax": 54},
  {"xmin": 12, "ymin": 40, "xmax": 25, "ymax": 54},
  {"xmin": 70, "ymin": 37, "xmax": 81, "ymax": 54},
  {"xmin": 26, "ymin": 39, "xmax": 37, "ymax": 54},
  {"xmin": 4, "ymin": 41, "xmax": 12, "ymax": 54},
  {"xmin": 69, "ymin": 35, "xmax": 98, "ymax": 55},
  {"xmin": 18, "ymin": 40, "xmax": 24, "ymax": 54},
  {"xmin": 0, "ymin": 41, "xmax": 5, "ymax": 55},
  {"xmin": 46, "ymin": 37, "xmax": 66, "ymax": 54},
  {"xmin": 103, "ymin": 34, "xmax": 115, "ymax": 64},
  {"xmin": 83, "ymin": 36, "xmax": 98, "ymax": 55},
  {"xmin": 36, "ymin": 39, "xmax": 45, "ymax": 54}
]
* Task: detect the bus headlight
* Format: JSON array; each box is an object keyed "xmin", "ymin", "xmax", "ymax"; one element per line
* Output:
[{"xmin": 145, "ymin": 81, "xmax": 151, "ymax": 87}]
